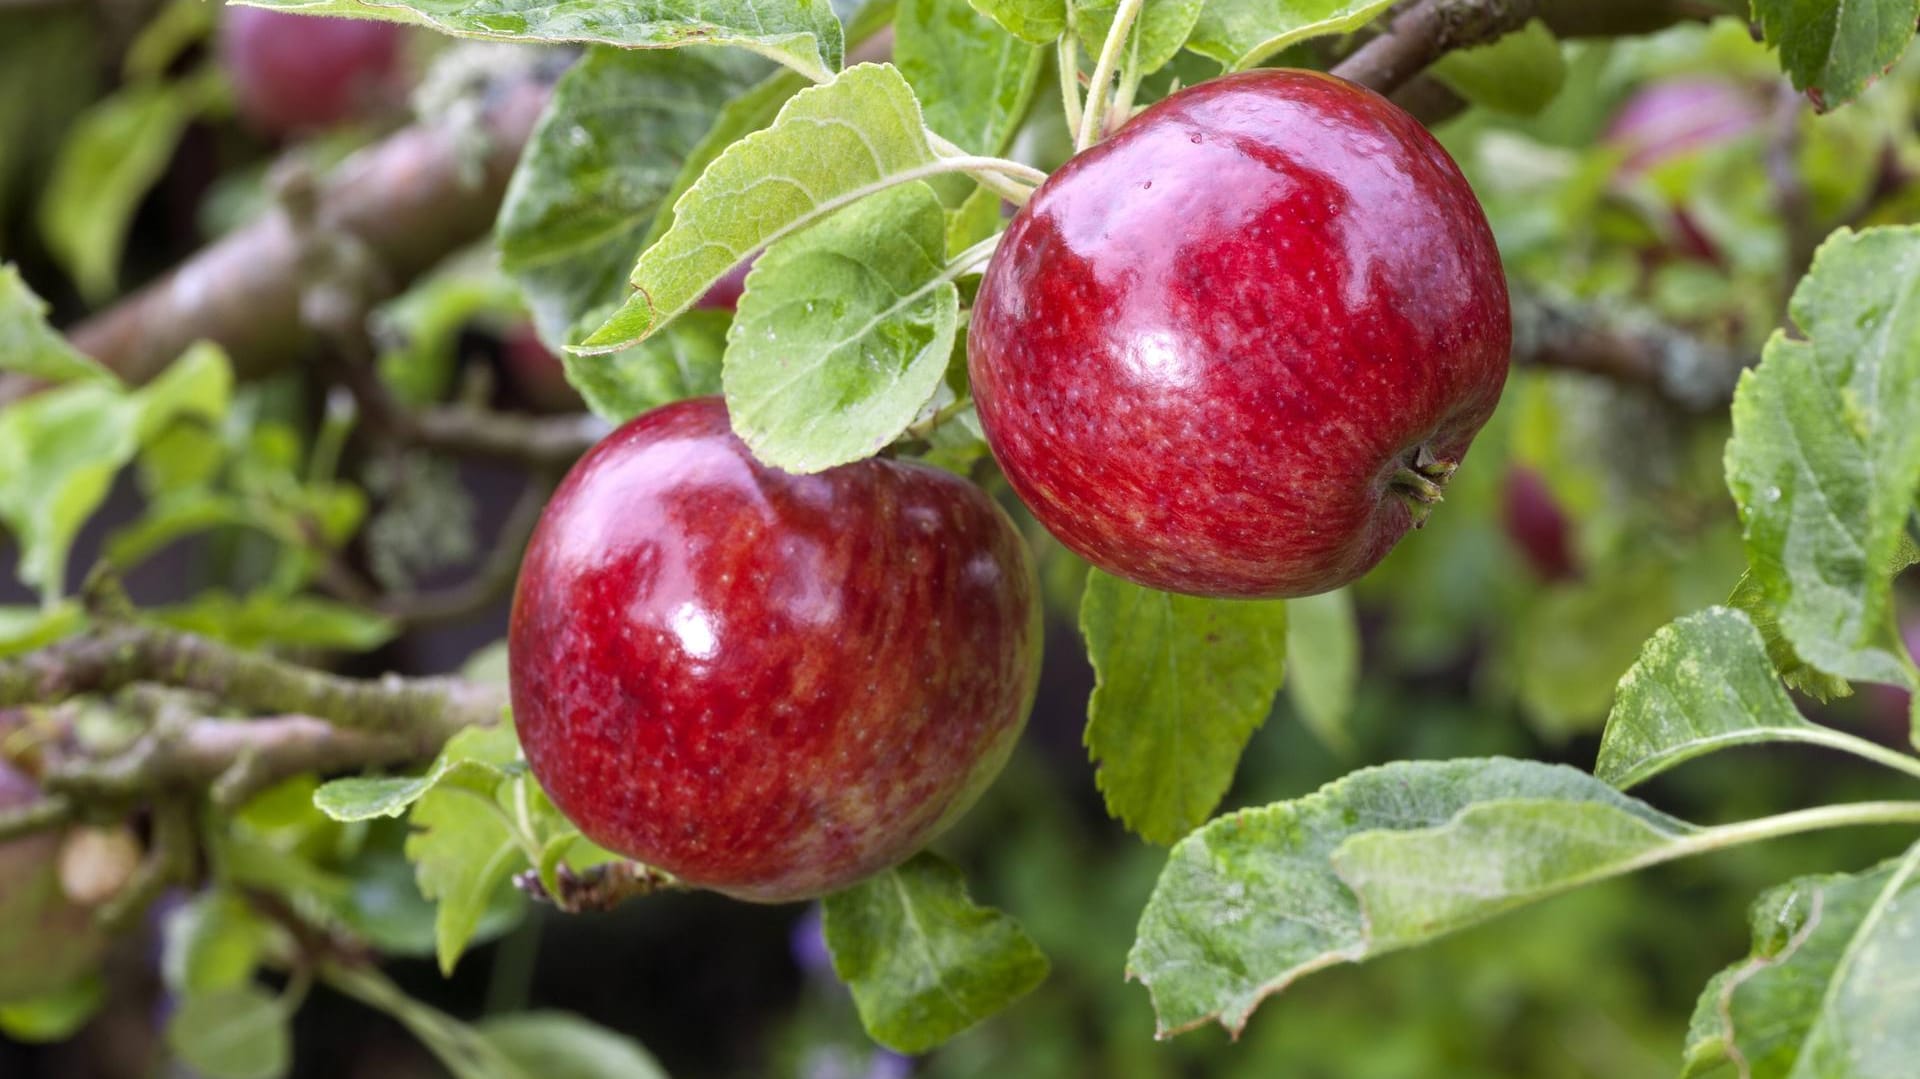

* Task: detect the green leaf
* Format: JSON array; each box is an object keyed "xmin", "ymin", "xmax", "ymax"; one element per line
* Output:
[
  {"xmin": 372, "ymin": 256, "xmax": 522, "ymax": 406},
  {"xmin": 1128, "ymin": 758, "xmax": 1686, "ymax": 1037},
  {"xmin": 1728, "ymin": 568, "xmax": 1855, "ymax": 700},
  {"xmin": 0, "ymin": 602, "xmax": 83, "ymax": 659},
  {"xmin": 0, "ymin": 342, "xmax": 230, "ymax": 601},
  {"xmin": 314, "ymin": 722, "xmax": 520, "ymax": 822},
  {"xmin": 38, "ymin": 68, "xmax": 224, "ymax": 302},
  {"xmin": 1080, "ymin": 570, "xmax": 1288, "ymax": 845},
  {"xmin": 327, "ymin": 831, "xmax": 525, "ymax": 958},
  {"xmin": 945, "ymin": 183, "xmax": 1004, "ymax": 258},
  {"xmin": 496, "ymin": 47, "xmax": 769, "ymax": 346},
  {"xmin": 564, "ymin": 310, "xmax": 728, "ymax": 424},
  {"xmin": 1682, "ymin": 842, "xmax": 1920, "ymax": 1078},
  {"xmin": 640, "ymin": 70, "xmax": 808, "ymax": 251},
  {"xmin": 0, "ymin": 264, "xmax": 116, "ymax": 384},
  {"xmin": 406, "ymin": 783, "xmax": 531, "ymax": 975},
  {"xmin": 161, "ymin": 891, "xmax": 268, "ymax": 995},
  {"xmin": 966, "ymin": 0, "xmax": 1063, "ymax": 43},
  {"xmin": 1072, "ymin": 0, "xmax": 1204, "ymax": 78},
  {"xmin": 1595, "ymin": 608, "xmax": 1839, "ymax": 789},
  {"xmin": 1283, "ymin": 588, "xmax": 1358, "ymax": 754},
  {"xmin": 1185, "ymin": 0, "xmax": 1393, "ymax": 72},
  {"xmin": 823, "ymin": 852, "xmax": 1049, "ymax": 1053},
  {"xmin": 723, "ymin": 182, "xmax": 958, "ymax": 472},
  {"xmin": 233, "ymin": 0, "xmax": 845, "ymax": 83},
  {"xmin": 582, "ymin": 64, "xmax": 939, "ymax": 353},
  {"xmin": 165, "ymin": 986, "xmax": 292, "ymax": 1079},
  {"xmin": 1428, "ymin": 19, "xmax": 1566, "ymax": 116},
  {"xmin": 481, "ymin": 1013, "xmax": 668, "ymax": 1079},
  {"xmin": 1725, "ymin": 227, "xmax": 1920, "ymax": 690},
  {"xmin": 896, "ymin": 0, "xmax": 1043, "ymax": 155},
  {"xmin": 148, "ymin": 591, "xmax": 398, "ymax": 652},
  {"xmin": 0, "ymin": 978, "xmax": 105, "ymax": 1043},
  {"xmin": 1754, "ymin": 0, "xmax": 1919, "ymax": 111}
]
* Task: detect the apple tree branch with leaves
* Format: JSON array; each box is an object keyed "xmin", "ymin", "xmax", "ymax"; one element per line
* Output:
[{"xmin": 3, "ymin": 0, "xmax": 1920, "ymax": 1075}]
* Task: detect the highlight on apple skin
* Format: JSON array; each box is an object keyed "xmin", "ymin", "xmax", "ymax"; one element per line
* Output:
[{"xmin": 507, "ymin": 397, "xmax": 1042, "ymax": 902}]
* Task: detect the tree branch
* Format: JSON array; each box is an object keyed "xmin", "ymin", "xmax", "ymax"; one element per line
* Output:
[
  {"xmin": 1510, "ymin": 291, "xmax": 1745, "ymax": 410},
  {"xmin": 63, "ymin": 78, "xmax": 551, "ymax": 386},
  {"xmin": 0, "ymin": 623, "xmax": 504, "ymax": 741},
  {"xmin": 514, "ymin": 860, "xmax": 685, "ymax": 913},
  {"xmin": 1332, "ymin": 0, "xmax": 1732, "ymax": 96}
]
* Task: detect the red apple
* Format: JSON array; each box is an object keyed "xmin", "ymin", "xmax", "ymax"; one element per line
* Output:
[
  {"xmin": 502, "ymin": 323, "xmax": 583, "ymax": 413},
  {"xmin": 1501, "ymin": 466, "xmax": 1579, "ymax": 582},
  {"xmin": 1604, "ymin": 78, "xmax": 1764, "ymax": 266},
  {"xmin": 220, "ymin": 8, "xmax": 405, "ymax": 136},
  {"xmin": 508, "ymin": 396, "xmax": 1041, "ymax": 901},
  {"xmin": 968, "ymin": 70, "xmax": 1510, "ymax": 599},
  {"xmin": 0, "ymin": 733, "xmax": 108, "ymax": 1003},
  {"xmin": 1605, "ymin": 78, "xmax": 1764, "ymax": 180},
  {"xmin": 695, "ymin": 260, "xmax": 753, "ymax": 313}
]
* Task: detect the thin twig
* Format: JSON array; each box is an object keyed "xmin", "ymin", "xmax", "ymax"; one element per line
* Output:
[{"xmin": 514, "ymin": 860, "xmax": 686, "ymax": 913}]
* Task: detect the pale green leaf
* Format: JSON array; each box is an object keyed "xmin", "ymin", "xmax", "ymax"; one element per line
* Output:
[
  {"xmin": 496, "ymin": 47, "xmax": 768, "ymax": 346},
  {"xmin": 233, "ymin": 0, "xmax": 845, "ymax": 82},
  {"xmin": 896, "ymin": 0, "xmax": 1043, "ymax": 155},
  {"xmin": 161, "ymin": 891, "xmax": 268, "ymax": 995},
  {"xmin": 1081, "ymin": 570, "xmax": 1287, "ymax": 845},
  {"xmin": 0, "ymin": 342, "xmax": 229, "ymax": 601},
  {"xmin": 1128, "ymin": 758, "xmax": 1684, "ymax": 1037},
  {"xmin": 966, "ymin": 0, "xmax": 1063, "ymax": 43},
  {"xmin": 1754, "ymin": 0, "xmax": 1919, "ymax": 111},
  {"xmin": 1072, "ymin": 0, "xmax": 1203, "ymax": 77},
  {"xmin": 582, "ymin": 64, "xmax": 938, "ymax": 353},
  {"xmin": 314, "ymin": 723, "xmax": 519, "ymax": 822},
  {"xmin": 1185, "ymin": 0, "xmax": 1393, "ymax": 72},
  {"xmin": 1429, "ymin": 19, "xmax": 1566, "ymax": 116},
  {"xmin": 1283, "ymin": 588, "xmax": 1358, "ymax": 754},
  {"xmin": 406, "ymin": 784, "xmax": 529, "ymax": 975},
  {"xmin": 0, "ymin": 264, "xmax": 115, "ymax": 385},
  {"xmin": 165, "ymin": 986, "xmax": 291, "ymax": 1079},
  {"xmin": 1682, "ymin": 843, "xmax": 1920, "ymax": 1078},
  {"xmin": 1725, "ymin": 227, "xmax": 1920, "ymax": 690},
  {"xmin": 640, "ymin": 69, "xmax": 807, "ymax": 250},
  {"xmin": 0, "ymin": 603, "xmax": 83, "ymax": 659},
  {"xmin": 1596, "ymin": 608, "xmax": 1833, "ymax": 789},
  {"xmin": 823, "ymin": 852, "xmax": 1049, "ymax": 1053},
  {"xmin": 482, "ymin": 1013, "xmax": 668, "ymax": 1079},
  {"xmin": 148, "ymin": 591, "xmax": 398, "ymax": 652},
  {"xmin": 39, "ymin": 69, "xmax": 223, "ymax": 302},
  {"xmin": 724, "ymin": 182, "xmax": 957, "ymax": 472}
]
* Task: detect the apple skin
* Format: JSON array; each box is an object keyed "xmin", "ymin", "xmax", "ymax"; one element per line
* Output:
[
  {"xmin": 0, "ymin": 745, "xmax": 107, "ymax": 1003},
  {"xmin": 220, "ymin": 9, "xmax": 404, "ymax": 136},
  {"xmin": 968, "ymin": 70, "xmax": 1510, "ymax": 599},
  {"xmin": 508, "ymin": 396, "xmax": 1041, "ymax": 902},
  {"xmin": 1501, "ymin": 466, "xmax": 1580, "ymax": 582},
  {"xmin": 695, "ymin": 261, "xmax": 753, "ymax": 313}
]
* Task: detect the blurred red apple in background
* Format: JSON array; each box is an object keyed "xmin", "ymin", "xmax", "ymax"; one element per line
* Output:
[{"xmin": 221, "ymin": 8, "xmax": 406, "ymax": 136}]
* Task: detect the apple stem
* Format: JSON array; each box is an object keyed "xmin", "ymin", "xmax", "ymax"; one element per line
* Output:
[{"xmin": 1389, "ymin": 446, "xmax": 1457, "ymax": 527}]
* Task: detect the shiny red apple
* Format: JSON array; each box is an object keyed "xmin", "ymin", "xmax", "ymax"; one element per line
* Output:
[
  {"xmin": 508, "ymin": 396, "xmax": 1041, "ymax": 901},
  {"xmin": 221, "ymin": 8, "xmax": 405, "ymax": 136},
  {"xmin": 969, "ymin": 70, "xmax": 1510, "ymax": 598},
  {"xmin": 1501, "ymin": 466, "xmax": 1580, "ymax": 582}
]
